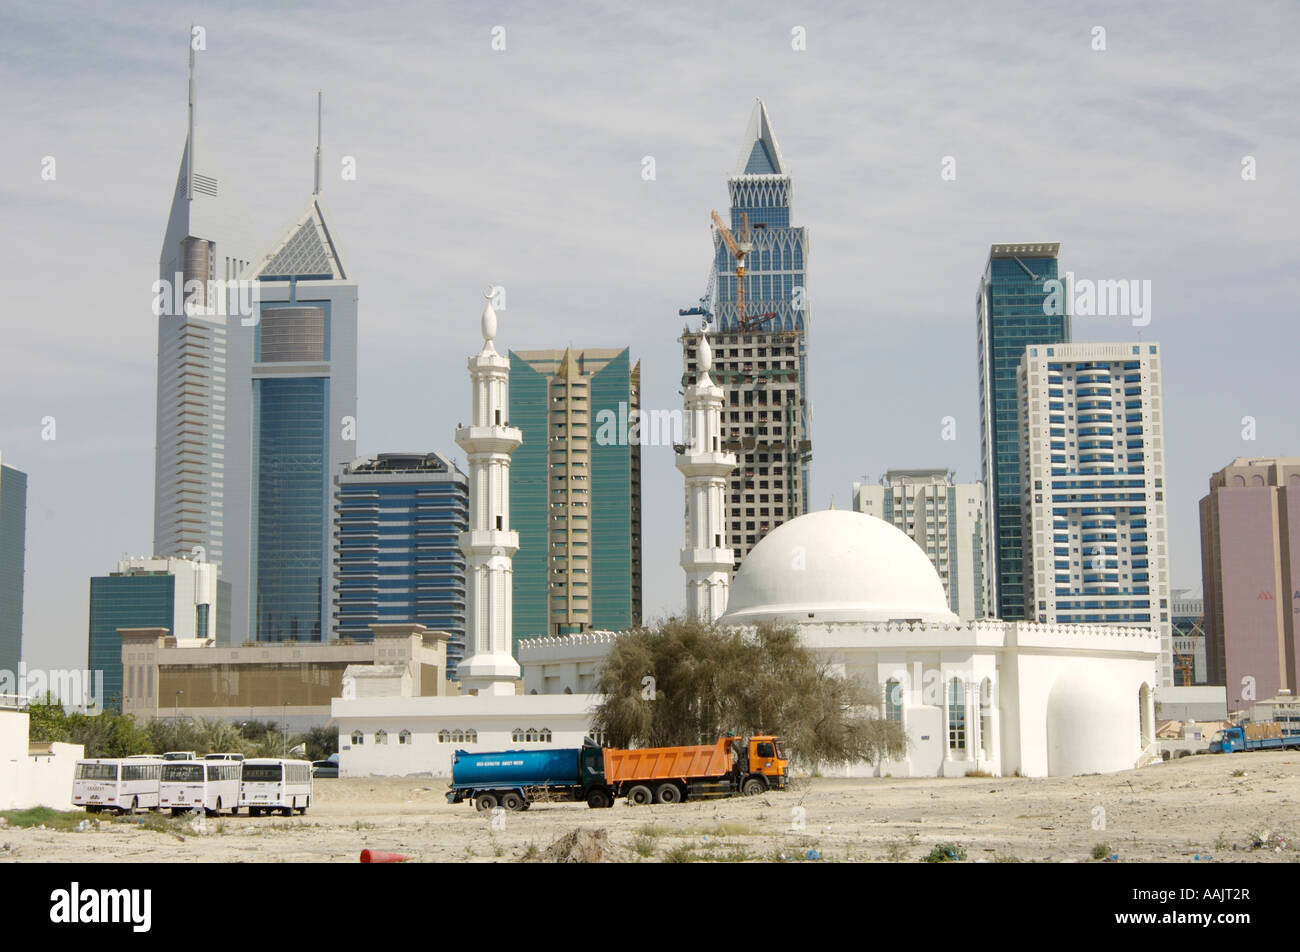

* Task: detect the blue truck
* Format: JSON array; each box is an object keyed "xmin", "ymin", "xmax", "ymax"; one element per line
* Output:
[
  {"xmin": 1208, "ymin": 723, "xmax": 1300, "ymax": 754},
  {"xmin": 446, "ymin": 740, "xmax": 609, "ymax": 812}
]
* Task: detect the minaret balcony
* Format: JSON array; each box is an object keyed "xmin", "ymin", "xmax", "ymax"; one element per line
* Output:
[{"xmin": 454, "ymin": 423, "xmax": 523, "ymax": 453}]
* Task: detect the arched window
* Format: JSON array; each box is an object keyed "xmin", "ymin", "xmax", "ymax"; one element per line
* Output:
[
  {"xmin": 539, "ymin": 729, "xmax": 552, "ymax": 743},
  {"xmin": 375, "ymin": 729, "xmax": 387, "ymax": 745},
  {"xmin": 526, "ymin": 728, "xmax": 539, "ymax": 742},
  {"xmin": 979, "ymin": 678, "xmax": 993, "ymax": 759},
  {"xmin": 350, "ymin": 731, "xmax": 364, "ymax": 746},
  {"xmin": 465, "ymin": 729, "xmax": 477, "ymax": 743},
  {"xmin": 948, "ymin": 678, "xmax": 966, "ymax": 751},
  {"xmin": 1139, "ymin": 684, "xmax": 1153, "ymax": 748},
  {"xmin": 884, "ymin": 679, "xmax": 903, "ymax": 724},
  {"xmin": 512, "ymin": 729, "xmax": 525, "ymax": 743},
  {"xmin": 437, "ymin": 730, "xmax": 450, "ymax": 744},
  {"xmin": 399, "ymin": 730, "xmax": 411, "ymax": 745},
  {"xmin": 451, "ymin": 729, "xmax": 464, "ymax": 744}
]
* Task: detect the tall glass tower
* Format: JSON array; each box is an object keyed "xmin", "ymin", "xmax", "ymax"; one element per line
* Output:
[
  {"xmin": 247, "ymin": 191, "xmax": 358, "ymax": 643},
  {"xmin": 977, "ymin": 243, "xmax": 1071, "ymax": 620},
  {"xmin": 153, "ymin": 43, "xmax": 260, "ymax": 643},
  {"xmin": 0, "ymin": 455, "xmax": 27, "ymax": 679},
  {"xmin": 685, "ymin": 99, "xmax": 812, "ymax": 571},
  {"xmin": 334, "ymin": 453, "xmax": 469, "ymax": 671},
  {"xmin": 509, "ymin": 348, "xmax": 642, "ymax": 647}
]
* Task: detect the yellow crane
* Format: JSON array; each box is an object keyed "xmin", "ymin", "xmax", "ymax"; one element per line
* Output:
[{"xmin": 712, "ymin": 209, "xmax": 752, "ymax": 327}]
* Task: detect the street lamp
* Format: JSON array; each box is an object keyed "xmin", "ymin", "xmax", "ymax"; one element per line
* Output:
[
  {"xmin": 174, "ymin": 690, "xmax": 183, "ymax": 720},
  {"xmin": 282, "ymin": 701, "xmax": 291, "ymax": 758}
]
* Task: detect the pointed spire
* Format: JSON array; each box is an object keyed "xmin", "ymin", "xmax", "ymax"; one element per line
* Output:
[
  {"xmin": 186, "ymin": 26, "xmax": 196, "ymax": 202},
  {"xmin": 732, "ymin": 98, "xmax": 789, "ymax": 178},
  {"xmin": 313, "ymin": 90, "xmax": 322, "ymax": 196}
]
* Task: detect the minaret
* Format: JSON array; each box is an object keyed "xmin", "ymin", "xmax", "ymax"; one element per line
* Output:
[
  {"xmin": 676, "ymin": 330, "xmax": 737, "ymax": 621},
  {"xmin": 455, "ymin": 292, "xmax": 524, "ymax": 694}
]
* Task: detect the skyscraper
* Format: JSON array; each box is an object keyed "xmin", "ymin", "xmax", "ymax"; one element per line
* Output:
[
  {"xmin": 977, "ymin": 243, "xmax": 1071, "ymax": 620},
  {"xmin": 853, "ymin": 469, "xmax": 986, "ymax": 619},
  {"xmin": 683, "ymin": 99, "xmax": 811, "ymax": 571},
  {"xmin": 88, "ymin": 557, "xmax": 229, "ymax": 710},
  {"xmin": 1200, "ymin": 456, "xmax": 1300, "ymax": 704},
  {"xmin": 246, "ymin": 102, "xmax": 357, "ymax": 643},
  {"xmin": 509, "ymin": 347, "xmax": 642, "ymax": 646},
  {"xmin": 153, "ymin": 43, "xmax": 260, "ymax": 639},
  {"xmin": 0, "ymin": 454, "xmax": 27, "ymax": 679},
  {"xmin": 333, "ymin": 453, "xmax": 469, "ymax": 671},
  {"xmin": 1018, "ymin": 342, "xmax": 1172, "ymax": 685}
]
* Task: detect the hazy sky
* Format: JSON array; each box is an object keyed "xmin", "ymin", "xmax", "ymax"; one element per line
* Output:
[{"xmin": 2, "ymin": 1, "xmax": 1297, "ymax": 677}]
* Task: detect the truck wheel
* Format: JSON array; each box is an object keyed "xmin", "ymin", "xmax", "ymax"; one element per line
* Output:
[
  {"xmin": 655, "ymin": 783, "xmax": 682, "ymax": 804},
  {"xmin": 627, "ymin": 785, "xmax": 653, "ymax": 806},
  {"xmin": 586, "ymin": 789, "xmax": 612, "ymax": 809},
  {"xmin": 742, "ymin": 777, "xmax": 767, "ymax": 796},
  {"xmin": 475, "ymin": 793, "xmax": 499, "ymax": 813},
  {"xmin": 501, "ymin": 792, "xmax": 525, "ymax": 812}
]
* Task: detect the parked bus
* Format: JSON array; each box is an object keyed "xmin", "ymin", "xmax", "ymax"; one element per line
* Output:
[
  {"xmin": 204, "ymin": 752, "xmax": 245, "ymax": 762},
  {"xmin": 72, "ymin": 757, "xmax": 165, "ymax": 814},
  {"xmin": 162, "ymin": 751, "xmax": 197, "ymax": 761},
  {"xmin": 240, "ymin": 759, "xmax": 314, "ymax": 816},
  {"xmin": 160, "ymin": 760, "xmax": 242, "ymax": 815}
]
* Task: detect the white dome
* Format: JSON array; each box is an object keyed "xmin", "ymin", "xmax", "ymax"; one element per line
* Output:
[{"xmin": 720, "ymin": 510, "xmax": 958, "ymax": 625}]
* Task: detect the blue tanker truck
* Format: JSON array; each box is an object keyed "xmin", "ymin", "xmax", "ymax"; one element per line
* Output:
[{"xmin": 446, "ymin": 740, "xmax": 608, "ymax": 811}]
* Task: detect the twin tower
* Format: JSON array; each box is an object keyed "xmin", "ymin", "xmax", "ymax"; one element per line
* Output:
[{"xmin": 455, "ymin": 302, "xmax": 734, "ymax": 694}]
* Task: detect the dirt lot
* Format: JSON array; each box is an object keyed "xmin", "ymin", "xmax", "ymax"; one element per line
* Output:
[{"xmin": 4, "ymin": 752, "xmax": 1299, "ymax": 862}]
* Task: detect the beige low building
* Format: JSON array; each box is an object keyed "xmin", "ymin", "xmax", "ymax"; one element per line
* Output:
[{"xmin": 119, "ymin": 623, "xmax": 454, "ymax": 729}]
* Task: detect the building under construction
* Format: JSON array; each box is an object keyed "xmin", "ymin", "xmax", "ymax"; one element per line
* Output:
[{"xmin": 679, "ymin": 99, "xmax": 812, "ymax": 571}]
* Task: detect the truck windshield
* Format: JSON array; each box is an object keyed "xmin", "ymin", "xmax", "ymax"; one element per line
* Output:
[{"xmin": 1210, "ymin": 731, "xmax": 1224, "ymax": 744}]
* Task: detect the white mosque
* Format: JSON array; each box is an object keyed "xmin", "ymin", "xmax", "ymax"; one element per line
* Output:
[{"xmin": 332, "ymin": 303, "xmax": 1162, "ymax": 779}]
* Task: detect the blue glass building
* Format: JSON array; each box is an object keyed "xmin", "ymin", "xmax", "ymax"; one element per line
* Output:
[
  {"xmin": 334, "ymin": 453, "xmax": 469, "ymax": 672},
  {"xmin": 689, "ymin": 99, "xmax": 812, "ymax": 570},
  {"xmin": 977, "ymin": 243, "xmax": 1071, "ymax": 620},
  {"xmin": 0, "ymin": 457, "xmax": 27, "ymax": 680},
  {"xmin": 248, "ymin": 196, "xmax": 358, "ymax": 642},
  {"xmin": 87, "ymin": 558, "xmax": 229, "ymax": 710}
]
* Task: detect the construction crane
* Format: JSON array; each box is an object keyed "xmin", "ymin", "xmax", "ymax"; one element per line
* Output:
[
  {"xmin": 712, "ymin": 208, "xmax": 752, "ymax": 327},
  {"xmin": 741, "ymin": 310, "xmax": 778, "ymax": 332},
  {"xmin": 678, "ymin": 260, "xmax": 718, "ymax": 325}
]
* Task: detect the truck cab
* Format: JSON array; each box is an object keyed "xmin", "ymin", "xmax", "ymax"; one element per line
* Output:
[
  {"xmin": 740, "ymin": 735, "xmax": 789, "ymax": 791},
  {"xmin": 1209, "ymin": 727, "xmax": 1244, "ymax": 753}
]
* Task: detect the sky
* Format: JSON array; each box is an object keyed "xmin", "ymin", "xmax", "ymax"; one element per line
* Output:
[{"xmin": 2, "ymin": 0, "xmax": 1297, "ymax": 678}]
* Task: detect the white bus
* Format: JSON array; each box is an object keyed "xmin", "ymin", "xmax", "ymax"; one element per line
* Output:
[
  {"xmin": 240, "ymin": 759, "xmax": 314, "ymax": 816},
  {"xmin": 72, "ymin": 757, "xmax": 166, "ymax": 814},
  {"xmin": 160, "ymin": 760, "xmax": 243, "ymax": 815}
]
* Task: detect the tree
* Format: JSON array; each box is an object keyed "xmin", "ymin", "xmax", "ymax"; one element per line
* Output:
[
  {"xmin": 591, "ymin": 618, "xmax": 907, "ymax": 768},
  {"xmin": 24, "ymin": 692, "xmax": 69, "ymax": 743}
]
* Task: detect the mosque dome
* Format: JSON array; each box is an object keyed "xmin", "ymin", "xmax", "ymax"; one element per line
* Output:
[{"xmin": 720, "ymin": 509, "xmax": 959, "ymax": 625}]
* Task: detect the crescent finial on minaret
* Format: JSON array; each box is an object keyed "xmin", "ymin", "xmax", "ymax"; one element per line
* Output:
[
  {"xmin": 481, "ymin": 286, "xmax": 498, "ymax": 343},
  {"xmin": 698, "ymin": 331, "xmax": 713, "ymax": 375}
]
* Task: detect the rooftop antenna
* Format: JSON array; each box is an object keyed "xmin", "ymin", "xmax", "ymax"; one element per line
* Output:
[
  {"xmin": 313, "ymin": 90, "xmax": 322, "ymax": 196},
  {"xmin": 187, "ymin": 26, "xmax": 196, "ymax": 202}
]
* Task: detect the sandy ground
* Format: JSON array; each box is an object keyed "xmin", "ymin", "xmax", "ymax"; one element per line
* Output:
[{"xmin": 4, "ymin": 752, "xmax": 1299, "ymax": 862}]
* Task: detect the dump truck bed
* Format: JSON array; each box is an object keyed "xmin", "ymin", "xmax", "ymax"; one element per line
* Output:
[{"xmin": 603, "ymin": 739, "xmax": 731, "ymax": 782}]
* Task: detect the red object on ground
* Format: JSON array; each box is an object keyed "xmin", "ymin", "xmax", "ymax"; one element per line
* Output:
[{"xmin": 360, "ymin": 849, "xmax": 407, "ymax": 863}]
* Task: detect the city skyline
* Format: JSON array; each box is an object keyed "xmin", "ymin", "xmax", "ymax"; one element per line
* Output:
[{"xmin": 3, "ymin": 4, "xmax": 1298, "ymax": 679}]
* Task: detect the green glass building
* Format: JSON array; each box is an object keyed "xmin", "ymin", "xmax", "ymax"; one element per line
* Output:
[
  {"xmin": 0, "ymin": 456, "xmax": 27, "ymax": 681},
  {"xmin": 508, "ymin": 348, "xmax": 642, "ymax": 650}
]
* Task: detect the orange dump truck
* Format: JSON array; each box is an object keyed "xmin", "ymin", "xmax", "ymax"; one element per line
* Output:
[{"xmin": 588, "ymin": 735, "xmax": 788, "ymax": 807}]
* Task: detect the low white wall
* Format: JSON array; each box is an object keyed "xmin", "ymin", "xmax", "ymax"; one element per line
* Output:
[{"xmin": 0, "ymin": 711, "xmax": 85, "ymax": 811}]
